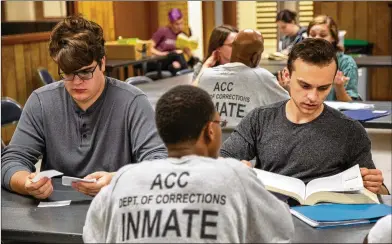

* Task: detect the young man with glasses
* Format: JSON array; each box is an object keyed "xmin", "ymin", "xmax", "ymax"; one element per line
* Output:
[
  {"xmin": 1, "ymin": 16, "xmax": 167, "ymax": 199},
  {"xmin": 196, "ymin": 29, "xmax": 289, "ymax": 127},
  {"xmin": 83, "ymin": 85, "xmax": 294, "ymax": 243}
]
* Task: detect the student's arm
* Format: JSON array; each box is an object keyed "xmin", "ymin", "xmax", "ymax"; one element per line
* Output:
[
  {"xmin": 150, "ymin": 40, "xmax": 169, "ymax": 57},
  {"xmin": 1, "ymin": 92, "xmax": 52, "ymax": 198},
  {"xmin": 220, "ymin": 109, "xmax": 259, "ymax": 161},
  {"xmin": 347, "ymin": 121, "xmax": 389, "ymax": 195},
  {"xmin": 335, "ymin": 56, "xmax": 360, "ymax": 101},
  {"xmin": 128, "ymin": 95, "xmax": 168, "ymax": 162},
  {"xmin": 234, "ymin": 163, "xmax": 294, "ymax": 242}
]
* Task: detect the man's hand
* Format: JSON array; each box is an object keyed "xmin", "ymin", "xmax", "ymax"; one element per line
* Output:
[
  {"xmin": 25, "ymin": 173, "xmax": 54, "ymax": 199},
  {"xmin": 241, "ymin": 160, "xmax": 253, "ymax": 168},
  {"xmin": 277, "ymin": 67, "xmax": 290, "ymax": 90},
  {"xmin": 334, "ymin": 71, "xmax": 350, "ymax": 87},
  {"xmin": 72, "ymin": 171, "xmax": 114, "ymax": 196},
  {"xmin": 203, "ymin": 50, "xmax": 219, "ymax": 68},
  {"xmin": 360, "ymin": 168, "xmax": 385, "ymax": 194}
]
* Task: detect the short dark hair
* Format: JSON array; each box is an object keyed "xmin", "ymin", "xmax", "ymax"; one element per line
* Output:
[
  {"xmin": 287, "ymin": 38, "xmax": 338, "ymax": 75},
  {"xmin": 156, "ymin": 85, "xmax": 215, "ymax": 145},
  {"xmin": 49, "ymin": 15, "xmax": 105, "ymax": 73},
  {"xmin": 276, "ymin": 9, "xmax": 297, "ymax": 24}
]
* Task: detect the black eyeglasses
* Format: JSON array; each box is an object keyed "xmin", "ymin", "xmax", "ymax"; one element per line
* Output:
[
  {"xmin": 211, "ymin": 120, "xmax": 228, "ymax": 128},
  {"xmin": 58, "ymin": 63, "xmax": 99, "ymax": 81}
]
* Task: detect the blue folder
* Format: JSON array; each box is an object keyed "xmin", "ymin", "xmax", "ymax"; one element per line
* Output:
[
  {"xmin": 343, "ymin": 109, "xmax": 390, "ymax": 122},
  {"xmin": 291, "ymin": 204, "xmax": 392, "ymax": 228}
]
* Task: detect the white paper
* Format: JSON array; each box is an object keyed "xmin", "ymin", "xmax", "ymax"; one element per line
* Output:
[
  {"xmin": 305, "ymin": 164, "xmax": 363, "ymax": 198},
  {"xmin": 61, "ymin": 176, "xmax": 97, "ymax": 186},
  {"xmin": 32, "ymin": 170, "xmax": 63, "ymax": 183},
  {"xmin": 38, "ymin": 200, "xmax": 71, "ymax": 208},
  {"xmin": 325, "ymin": 101, "xmax": 374, "ymax": 111},
  {"xmin": 253, "ymin": 168, "xmax": 306, "ymax": 201}
]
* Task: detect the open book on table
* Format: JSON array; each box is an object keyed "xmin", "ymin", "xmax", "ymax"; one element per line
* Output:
[{"xmin": 253, "ymin": 164, "xmax": 379, "ymax": 205}]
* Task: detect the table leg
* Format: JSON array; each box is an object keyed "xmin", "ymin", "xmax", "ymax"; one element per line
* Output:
[
  {"xmin": 157, "ymin": 61, "xmax": 162, "ymax": 79},
  {"xmin": 124, "ymin": 66, "xmax": 129, "ymax": 79}
]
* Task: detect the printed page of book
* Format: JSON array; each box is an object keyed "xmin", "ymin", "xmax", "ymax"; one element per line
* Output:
[
  {"xmin": 253, "ymin": 168, "xmax": 306, "ymax": 203},
  {"xmin": 305, "ymin": 164, "xmax": 363, "ymax": 199}
]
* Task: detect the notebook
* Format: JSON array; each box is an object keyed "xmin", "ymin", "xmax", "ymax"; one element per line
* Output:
[
  {"xmin": 290, "ymin": 203, "xmax": 392, "ymax": 228},
  {"xmin": 342, "ymin": 109, "xmax": 390, "ymax": 122}
]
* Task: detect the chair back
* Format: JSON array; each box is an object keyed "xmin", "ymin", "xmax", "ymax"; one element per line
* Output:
[
  {"xmin": 37, "ymin": 68, "xmax": 55, "ymax": 85},
  {"xmin": 1, "ymin": 97, "xmax": 22, "ymax": 126},
  {"xmin": 125, "ymin": 76, "xmax": 154, "ymax": 86}
]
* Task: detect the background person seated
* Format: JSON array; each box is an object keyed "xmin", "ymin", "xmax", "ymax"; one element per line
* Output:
[
  {"xmin": 149, "ymin": 8, "xmax": 196, "ymax": 76},
  {"xmin": 192, "ymin": 25, "xmax": 238, "ymax": 81},
  {"xmin": 83, "ymin": 85, "xmax": 294, "ymax": 243},
  {"xmin": 196, "ymin": 29, "xmax": 289, "ymax": 127},
  {"xmin": 276, "ymin": 9, "xmax": 307, "ymax": 55}
]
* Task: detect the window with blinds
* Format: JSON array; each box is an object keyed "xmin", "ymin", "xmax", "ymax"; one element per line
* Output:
[
  {"xmin": 255, "ymin": 1, "xmax": 278, "ymax": 53},
  {"xmin": 237, "ymin": 1, "xmax": 314, "ymax": 53},
  {"xmin": 298, "ymin": 1, "xmax": 314, "ymax": 27}
]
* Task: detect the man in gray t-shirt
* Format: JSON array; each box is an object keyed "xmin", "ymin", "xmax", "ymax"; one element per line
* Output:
[
  {"xmin": 83, "ymin": 85, "xmax": 294, "ymax": 243},
  {"xmin": 1, "ymin": 16, "xmax": 167, "ymax": 199},
  {"xmin": 197, "ymin": 29, "xmax": 289, "ymax": 127},
  {"xmin": 221, "ymin": 39, "xmax": 388, "ymax": 195}
]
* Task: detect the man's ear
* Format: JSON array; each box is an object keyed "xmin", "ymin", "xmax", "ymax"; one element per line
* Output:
[
  {"xmin": 100, "ymin": 56, "xmax": 106, "ymax": 72},
  {"xmin": 283, "ymin": 67, "xmax": 290, "ymax": 84},
  {"xmin": 250, "ymin": 52, "xmax": 261, "ymax": 68},
  {"xmin": 203, "ymin": 122, "xmax": 214, "ymax": 144}
]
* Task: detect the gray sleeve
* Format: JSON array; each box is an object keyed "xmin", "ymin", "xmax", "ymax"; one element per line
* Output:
[
  {"xmin": 83, "ymin": 183, "xmax": 109, "ymax": 243},
  {"xmin": 128, "ymin": 95, "xmax": 167, "ymax": 162},
  {"xmin": 233, "ymin": 163, "xmax": 294, "ymax": 243},
  {"xmin": 259, "ymin": 70, "xmax": 290, "ymax": 103},
  {"xmin": 192, "ymin": 62, "xmax": 202, "ymax": 81},
  {"xmin": 220, "ymin": 109, "xmax": 258, "ymax": 160},
  {"xmin": 1, "ymin": 92, "xmax": 44, "ymax": 190},
  {"xmin": 346, "ymin": 121, "xmax": 376, "ymax": 170}
]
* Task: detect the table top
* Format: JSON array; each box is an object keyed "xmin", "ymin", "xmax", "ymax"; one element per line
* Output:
[
  {"xmin": 360, "ymin": 101, "xmax": 392, "ymax": 129},
  {"xmin": 259, "ymin": 55, "xmax": 392, "ymax": 70},
  {"xmin": 2, "ymin": 180, "xmax": 390, "ymax": 243},
  {"xmin": 106, "ymin": 56, "xmax": 166, "ymax": 69},
  {"xmin": 136, "ymin": 73, "xmax": 193, "ymax": 109}
]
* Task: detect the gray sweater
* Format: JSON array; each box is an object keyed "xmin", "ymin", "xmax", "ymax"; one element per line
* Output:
[
  {"xmin": 1, "ymin": 77, "xmax": 167, "ymax": 191},
  {"xmin": 83, "ymin": 155, "xmax": 294, "ymax": 243},
  {"xmin": 221, "ymin": 100, "xmax": 376, "ymax": 183}
]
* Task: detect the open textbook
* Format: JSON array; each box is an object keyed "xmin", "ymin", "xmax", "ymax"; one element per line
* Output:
[
  {"xmin": 176, "ymin": 33, "xmax": 198, "ymax": 50},
  {"xmin": 253, "ymin": 164, "xmax": 379, "ymax": 205},
  {"xmin": 324, "ymin": 101, "xmax": 375, "ymax": 111}
]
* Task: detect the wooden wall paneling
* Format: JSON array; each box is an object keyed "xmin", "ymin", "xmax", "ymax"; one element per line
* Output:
[
  {"xmin": 113, "ymin": 2, "xmax": 151, "ymax": 40},
  {"xmin": 77, "ymin": 1, "xmax": 115, "ymax": 41},
  {"xmin": 30, "ymin": 43, "xmax": 43, "ymax": 90},
  {"xmin": 202, "ymin": 1, "xmax": 215, "ymax": 58},
  {"xmin": 14, "ymin": 44, "xmax": 26, "ymax": 104},
  {"xmin": 148, "ymin": 2, "xmax": 159, "ymax": 38},
  {"xmin": 354, "ymin": 2, "xmax": 368, "ymax": 40},
  {"xmin": 24, "ymin": 44, "xmax": 33, "ymax": 99},
  {"xmin": 1, "ymin": 45, "xmax": 17, "ymax": 144},
  {"xmin": 223, "ymin": 1, "xmax": 237, "ymax": 28},
  {"xmin": 313, "ymin": 1, "xmax": 322, "ymax": 16},
  {"xmin": 2, "ymin": 46, "xmax": 18, "ymax": 101},
  {"xmin": 371, "ymin": 2, "xmax": 391, "ymax": 100},
  {"xmin": 320, "ymin": 2, "xmax": 338, "ymax": 22},
  {"xmin": 338, "ymin": 1, "xmax": 355, "ymax": 39}
]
